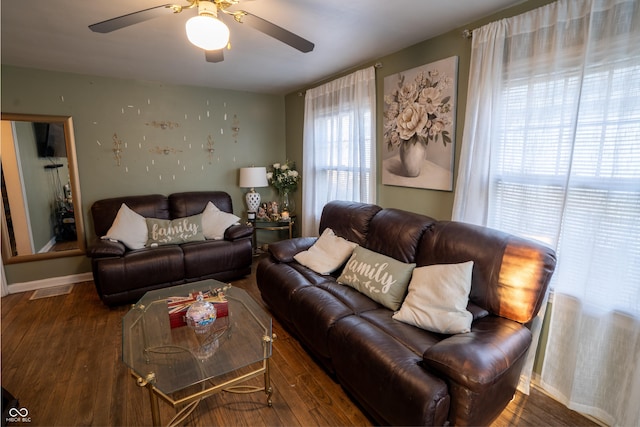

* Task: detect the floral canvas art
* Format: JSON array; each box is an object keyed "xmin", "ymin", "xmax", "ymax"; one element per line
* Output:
[{"xmin": 382, "ymin": 56, "xmax": 458, "ymax": 190}]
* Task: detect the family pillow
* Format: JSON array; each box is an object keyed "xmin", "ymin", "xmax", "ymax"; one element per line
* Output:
[
  {"xmin": 146, "ymin": 214, "xmax": 205, "ymax": 246},
  {"xmin": 294, "ymin": 228, "xmax": 357, "ymax": 275},
  {"xmin": 337, "ymin": 246, "xmax": 415, "ymax": 311},
  {"xmin": 393, "ymin": 261, "xmax": 474, "ymax": 334}
]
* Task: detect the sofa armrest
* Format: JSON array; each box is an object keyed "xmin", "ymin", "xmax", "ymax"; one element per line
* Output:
[
  {"xmin": 268, "ymin": 237, "xmax": 317, "ymax": 263},
  {"xmin": 422, "ymin": 316, "xmax": 532, "ymax": 392},
  {"xmin": 87, "ymin": 238, "xmax": 126, "ymax": 258},
  {"xmin": 224, "ymin": 223, "xmax": 253, "ymax": 241}
]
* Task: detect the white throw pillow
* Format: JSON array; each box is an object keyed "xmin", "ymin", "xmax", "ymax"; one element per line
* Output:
[
  {"xmin": 294, "ymin": 228, "xmax": 357, "ymax": 275},
  {"xmin": 201, "ymin": 201, "xmax": 240, "ymax": 240},
  {"xmin": 393, "ymin": 261, "xmax": 474, "ymax": 334},
  {"xmin": 102, "ymin": 203, "xmax": 148, "ymax": 250}
]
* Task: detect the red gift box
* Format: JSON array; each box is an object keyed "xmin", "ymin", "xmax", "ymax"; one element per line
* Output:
[{"xmin": 167, "ymin": 288, "xmax": 228, "ymax": 329}]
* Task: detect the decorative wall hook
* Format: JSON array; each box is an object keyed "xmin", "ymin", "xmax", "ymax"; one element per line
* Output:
[
  {"xmin": 206, "ymin": 135, "xmax": 215, "ymax": 164},
  {"xmin": 146, "ymin": 120, "xmax": 180, "ymax": 130},
  {"xmin": 231, "ymin": 114, "xmax": 240, "ymax": 143},
  {"xmin": 113, "ymin": 133, "xmax": 123, "ymax": 166},
  {"xmin": 150, "ymin": 146, "xmax": 183, "ymax": 155}
]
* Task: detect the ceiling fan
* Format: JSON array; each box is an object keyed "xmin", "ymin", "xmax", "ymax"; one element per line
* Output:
[{"xmin": 89, "ymin": 0, "xmax": 314, "ymax": 63}]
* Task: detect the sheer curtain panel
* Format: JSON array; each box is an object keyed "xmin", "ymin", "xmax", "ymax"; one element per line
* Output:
[
  {"xmin": 302, "ymin": 67, "xmax": 376, "ymax": 237},
  {"xmin": 452, "ymin": 1, "xmax": 640, "ymax": 425}
]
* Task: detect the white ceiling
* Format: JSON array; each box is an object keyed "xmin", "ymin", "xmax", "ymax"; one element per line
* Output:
[{"xmin": 1, "ymin": 0, "xmax": 521, "ymax": 95}]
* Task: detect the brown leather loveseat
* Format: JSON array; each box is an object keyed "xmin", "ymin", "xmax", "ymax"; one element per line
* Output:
[
  {"xmin": 87, "ymin": 191, "xmax": 252, "ymax": 306},
  {"xmin": 256, "ymin": 201, "xmax": 556, "ymax": 426}
]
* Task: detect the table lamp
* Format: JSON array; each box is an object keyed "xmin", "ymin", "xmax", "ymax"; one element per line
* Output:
[{"xmin": 239, "ymin": 166, "xmax": 268, "ymax": 219}]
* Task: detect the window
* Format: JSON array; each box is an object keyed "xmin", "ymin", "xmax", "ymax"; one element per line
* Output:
[
  {"xmin": 314, "ymin": 108, "xmax": 373, "ymax": 203},
  {"xmin": 302, "ymin": 67, "xmax": 376, "ymax": 236},
  {"xmin": 453, "ymin": 2, "xmax": 640, "ymax": 422},
  {"xmin": 489, "ymin": 60, "xmax": 640, "ymax": 314}
]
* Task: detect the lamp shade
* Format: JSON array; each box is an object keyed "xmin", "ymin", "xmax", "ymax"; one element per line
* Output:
[
  {"xmin": 186, "ymin": 15, "xmax": 230, "ymax": 50},
  {"xmin": 239, "ymin": 167, "xmax": 268, "ymax": 189}
]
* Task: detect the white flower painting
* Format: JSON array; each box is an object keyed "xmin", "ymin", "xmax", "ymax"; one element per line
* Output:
[{"xmin": 382, "ymin": 56, "xmax": 458, "ymax": 191}]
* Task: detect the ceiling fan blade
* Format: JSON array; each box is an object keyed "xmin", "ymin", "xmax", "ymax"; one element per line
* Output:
[
  {"xmin": 205, "ymin": 49, "xmax": 225, "ymax": 63},
  {"xmin": 89, "ymin": 5, "xmax": 175, "ymax": 33},
  {"xmin": 238, "ymin": 12, "xmax": 314, "ymax": 53}
]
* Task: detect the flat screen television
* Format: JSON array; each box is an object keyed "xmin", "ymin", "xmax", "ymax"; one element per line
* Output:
[{"xmin": 33, "ymin": 122, "xmax": 67, "ymax": 158}]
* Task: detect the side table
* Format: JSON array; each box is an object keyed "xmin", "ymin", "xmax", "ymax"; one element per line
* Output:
[{"xmin": 250, "ymin": 217, "xmax": 295, "ymax": 254}]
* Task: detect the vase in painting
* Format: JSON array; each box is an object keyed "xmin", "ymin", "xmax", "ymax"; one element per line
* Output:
[{"xmin": 399, "ymin": 139, "xmax": 426, "ymax": 177}]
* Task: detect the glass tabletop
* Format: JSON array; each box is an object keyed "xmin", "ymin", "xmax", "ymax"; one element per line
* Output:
[{"xmin": 122, "ymin": 280, "xmax": 272, "ymax": 395}]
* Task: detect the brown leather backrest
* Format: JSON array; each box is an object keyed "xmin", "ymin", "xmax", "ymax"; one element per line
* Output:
[
  {"xmin": 365, "ymin": 209, "xmax": 436, "ymax": 264},
  {"xmin": 90, "ymin": 194, "xmax": 169, "ymax": 237},
  {"xmin": 168, "ymin": 191, "xmax": 233, "ymax": 218},
  {"xmin": 416, "ymin": 221, "xmax": 556, "ymax": 324},
  {"xmin": 319, "ymin": 201, "xmax": 382, "ymax": 246}
]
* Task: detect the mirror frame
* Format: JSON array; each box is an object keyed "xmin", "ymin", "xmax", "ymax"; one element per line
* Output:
[{"xmin": 1, "ymin": 113, "xmax": 86, "ymax": 264}]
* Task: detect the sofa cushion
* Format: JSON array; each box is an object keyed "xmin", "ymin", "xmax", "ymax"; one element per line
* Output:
[
  {"xmin": 313, "ymin": 275, "xmax": 381, "ymax": 314},
  {"xmin": 168, "ymin": 191, "xmax": 233, "ymax": 217},
  {"xmin": 91, "ymin": 194, "xmax": 169, "ymax": 237},
  {"xmin": 337, "ymin": 246, "xmax": 415, "ymax": 311},
  {"xmin": 102, "ymin": 203, "xmax": 148, "ymax": 250},
  {"xmin": 365, "ymin": 208, "xmax": 436, "ymax": 263},
  {"xmin": 146, "ymin": 214, "xmax": 205, "ymax": 246},
  {"xmin": 329, "ymin": 315, "xmax": 451, "ymax": 426},
  {"xmin": 181, "ymin": 238, "xmax": 252, "ymax": 279},
  {"xmin": 360, "ymin": 308, "xmax": 442, "ymax": 355},
  {"xmin": 294, "ymin": 228, "xmax": 357, "ymax": 275},
  {"xmin": 201, "ymin": 202, "xmax": 240, "ymax": 240},
  {"xmin": 290, "ymin": 286, "xmax": 354, "ymax": 360},
  {"xmin": 93, "ymin": 245, "xmax": 185, "ymax": 295},
  {"xmin": 256, "ymin": 260, "xmax": 314, "ymax": 328},
  {"xmin": 319, "ymin": 201, "xmax": 382, "ymax": 246},
  {"xmin": 393, "ymin": 261, "xmax": 474, "ymax": 334}
]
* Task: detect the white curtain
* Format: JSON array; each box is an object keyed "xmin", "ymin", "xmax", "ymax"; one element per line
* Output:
[
  {"xmin": 452, "ymin": 0, "xmax": 640, "ymax": 425},
  {"xmin": 301, "ymin": 67, "xmax": 376, "ymax": 237}
]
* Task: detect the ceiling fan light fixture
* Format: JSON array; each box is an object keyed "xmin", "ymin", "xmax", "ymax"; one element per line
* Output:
[{"xmin": 186, "ymin": 10, "xmax": 230, "ymax": 51}]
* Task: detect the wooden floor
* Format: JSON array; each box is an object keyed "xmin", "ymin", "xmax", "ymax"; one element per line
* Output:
[{"xmin": 1, "ymin": 260, "xmax": 599, "ymax": 426}]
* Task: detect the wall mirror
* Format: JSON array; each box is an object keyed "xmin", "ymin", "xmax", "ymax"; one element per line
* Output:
[{"xmin": 1, "ymin": 113, "xmax": 86, "ymax": 264}]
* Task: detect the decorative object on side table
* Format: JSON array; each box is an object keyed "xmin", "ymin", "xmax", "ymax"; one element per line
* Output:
[
  {"xmin": 239, "ymin": 166, "xmax": 268, "ymax": 220},
  {"xmin": 267, "ymin": 161, "xmax": 299, "ymax": 215},
  {"xmin": 255, "ymin": 201, "xmax": 281, "ymax": 221},
  {"xmin": 382, "ymin": 56, "xmax": 458, "ymax": 191}
]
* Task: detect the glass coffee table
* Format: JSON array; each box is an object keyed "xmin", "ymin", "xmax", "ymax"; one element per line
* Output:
[{"xmin": 122, "ymin": 280, "xmax": 274, "ymax": 426}]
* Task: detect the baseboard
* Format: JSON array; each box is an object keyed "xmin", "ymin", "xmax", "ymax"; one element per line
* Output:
[
  {"xmin": 7, "ymin": 272, "xmax": 93, "ymax": 294},
  {"xmin": 38, "ymin": 237, "xmax": 57, "ymax": 254}
]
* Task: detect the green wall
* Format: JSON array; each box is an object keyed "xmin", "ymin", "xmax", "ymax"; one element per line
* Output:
[
  {"xmin": 2, "ymin": 66, "xmax": 285, "ymax": 284},
  {"xmin": 2, "ymin": 0, "xmax": 556, "ymax": 285},
  {"xmin": 285, "ymin": 0, "xmax": 555, "ymax": 221}
]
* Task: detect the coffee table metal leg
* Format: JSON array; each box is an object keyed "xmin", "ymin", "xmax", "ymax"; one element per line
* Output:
[
  {"xmin": 147, "ymin": 384, "xmax": 161, "ymax": 427},
  {"xmin": 136, "ymin": 372, "xmax": 161, "ymax": 426},
  {"xmin": 265, "ymin": 356, "xmax": 273, "ymax": 407}
]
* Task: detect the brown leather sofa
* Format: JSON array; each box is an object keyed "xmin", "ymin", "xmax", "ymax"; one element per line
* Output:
[
  {"xmin": 87, "ymin": 191, "xmax": 252, "ymax": 306},
  {"xmin": 256, "ymin": 201, "xmax": 556, "ymax": 426}
]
